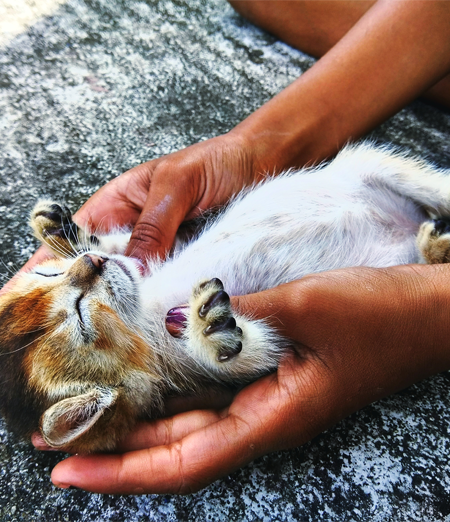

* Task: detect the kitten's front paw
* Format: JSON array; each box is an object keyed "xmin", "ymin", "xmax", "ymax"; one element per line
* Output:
[
  {"xmin": 30, "ymin": 200, "xmax": 96, "ymax": 257},
  {"xmin": 188, "ymin": 278, "xmax": 243, "ymax": 363},
  {"xmin": 31, "ymin": 200, "xmax": 75, "ymax": 239},
  {"xmin": 182, "ymin": 278, "xmax": 281, "ymax": 379},
  {"xmin": 417, "ymin": 218, "xmax": 450, "ymax": 264}
]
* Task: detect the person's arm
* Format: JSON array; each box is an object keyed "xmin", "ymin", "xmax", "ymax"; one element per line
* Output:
[
  {"xmin": 4, "ymin": 0, "xmax": 450, "ymax": 276},
  {"xmin": 233, "ymin": 0, "xmax": 450, "ymax": 170},
  {"xmin": 78, "ymin": 0, "xmax": 450, "ymax": 262},
  {"xmin": 37, "ymin": 264, "xmax": 450, "ymax": 494}
]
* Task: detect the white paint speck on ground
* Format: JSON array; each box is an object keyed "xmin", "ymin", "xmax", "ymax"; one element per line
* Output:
[{"xmin": 0, "ymin": 0, "xmax": 67, "ymax": 46}]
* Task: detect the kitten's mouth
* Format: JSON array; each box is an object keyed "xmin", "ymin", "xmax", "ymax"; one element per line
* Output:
[
  {"xmin": 75, "ymin": 294, "xmax": 84, "ymax": 324},
  {"xmin": 75, "ymin": 294, "xmax": 85, "ymax": 325},
  {"xmin": 75, "ymin": 293, "xmax": 91, "ymax": 342}
]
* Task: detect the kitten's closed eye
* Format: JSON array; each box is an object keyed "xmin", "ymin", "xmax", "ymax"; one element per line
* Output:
[
  {"xmin": 33, "ymin": 270, "xmax": 63, "ymax": 277},
  {"xmin": 33, "ymin": 265, "xmax": 65, "ymax": 278}
]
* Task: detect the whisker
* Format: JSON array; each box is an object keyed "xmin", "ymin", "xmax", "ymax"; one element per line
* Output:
[
  {"xmin": 33, "ymin": 230, "xmax": 67, "ymax": 258},
  {"xmin": 44, "ymin": 234, "xmax": 77, "ymax": 259},
  {"xmin": 0, "ymin": 327, "xmax": 51, "ymax": 356},
  {"xmin": 92, "ymin": 215, "xmax": 108, "ymax": 238},
  {"xmin": 57, "ymin": 215, "xmax": 80, "ymax": 258},
  {"xmin": 0, "ymin": 259, "xmax": 19, "ymax": 277}
]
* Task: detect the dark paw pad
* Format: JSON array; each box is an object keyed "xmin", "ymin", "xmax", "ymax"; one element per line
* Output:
[
  {"xmin": 35, "ymin": 203, "xmax": 73, "ymax": 226},
  {"xmin": 196, "ymin": 278, "xmax": 244, "ymax": 363},
  {"xmin": 195, "ymin": 277, "xmax": 224, "ymax": 295},
  {"xmin": 45, "ymin": 223, "xmax": 79, "ymax": 245},
  {"xmin": 217, "ymin": 341, "xmax": 243, "ymax": 362},
  {"xmin": 36, "ymin": 203, "xmax": 80, "ymax": 243},
  {"xmin": 199, "ymin": 289, "xmax": 229, "ymax": 318},
  {"xmin": 433, "ymin": 218, "xmax": 450, "ymax": 236}
]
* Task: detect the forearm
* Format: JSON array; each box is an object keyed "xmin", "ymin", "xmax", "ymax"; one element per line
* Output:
[{"xmin": 230, "ymin": 0, "xmax": 450, "ymax": 172}]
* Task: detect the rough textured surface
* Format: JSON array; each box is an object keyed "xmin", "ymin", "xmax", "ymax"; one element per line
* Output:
[
  {"xmin": 0, "ymin": 0, "xmax": 66, "ymax": 45},
  {"xmin": 1, "ymin": 0, "xmax": 450, "ymax": 520}
]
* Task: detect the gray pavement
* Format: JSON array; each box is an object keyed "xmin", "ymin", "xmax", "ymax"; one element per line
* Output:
[{"xmin": 1, "ymin": 1, "xmax": 450, "ymax": 520}]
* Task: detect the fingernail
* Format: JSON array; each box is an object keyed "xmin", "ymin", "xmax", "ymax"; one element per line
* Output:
[
  {"xmin": 166, "ymin": 306, "xmax": 188, "ymax": 338},
  {"xmin": 54, "ymin": 482, "xmax": 72, "ymax": 489}
]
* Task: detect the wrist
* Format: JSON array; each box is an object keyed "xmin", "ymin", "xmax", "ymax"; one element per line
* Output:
[{"xmin": 228, "ymin": 76, "xmax": 345, "ymax": 175}]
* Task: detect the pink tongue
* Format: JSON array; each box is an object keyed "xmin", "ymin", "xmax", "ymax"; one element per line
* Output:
[{"xmin": 166, "ymin": 306, "xmax": 188, "ymax": 338}]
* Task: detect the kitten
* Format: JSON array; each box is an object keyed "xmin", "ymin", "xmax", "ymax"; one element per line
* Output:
[{"xmin": 1, "ymin": 143, "xmax": 449, "ymax": 453}]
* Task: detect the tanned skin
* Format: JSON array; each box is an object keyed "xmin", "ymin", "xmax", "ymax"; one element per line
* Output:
[{"xmin": 7, "ymin": 0, "xmax": 450, "ymax": 493}]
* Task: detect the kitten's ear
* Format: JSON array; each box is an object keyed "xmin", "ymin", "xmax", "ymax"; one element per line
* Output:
[{"xmin": 40, "ymin": 388, "xmax": 118, "ymax": 449}]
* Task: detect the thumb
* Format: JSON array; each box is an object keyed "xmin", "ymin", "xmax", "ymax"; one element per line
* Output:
[
  {"xmin": 230, "ymin": 291, "xmax": 281, "ymax": 319},
  {"xmin": 230, "ymin": 283, "xmax": 299, "ymax": 336},
  {"xmin": 124, "ymin": 180, "xmax": 196, "ymax": 262}
]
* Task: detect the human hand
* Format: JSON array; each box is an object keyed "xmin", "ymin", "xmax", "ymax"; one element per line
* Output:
[
  {"xmin": 73, "ymin": 131, "xmax": 269, "ymax": 262},
  {"xmin": 34, "ymin": 264, "xmax": 450, "ymax": 494},
  {"xmin": 1, "ymin": 131, "xmax": 268, "ymax": 293},
  {"xmin": 0, "ymin": 131, "xmax": 266, "ymax": 291}
]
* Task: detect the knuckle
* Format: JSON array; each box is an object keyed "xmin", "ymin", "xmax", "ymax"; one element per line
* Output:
[
  {"xmin": 289, "ymin": 277, "xmax": 319, "ymax": 316},
  {"xmin": 131, "ymin": 221, "xmax": 166, "ymax": 250},
  {"xmin": 170, "ymin": 442, "xmax": 189, "ymax": 495},
  {"xmin": 169, "ymin": 442, "xmax": 207, "ymax": 496}
]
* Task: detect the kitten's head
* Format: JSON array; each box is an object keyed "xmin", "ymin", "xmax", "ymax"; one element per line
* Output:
[{"xmin": 0, "ymin": 252, "xmax": 161, "ymax": 453}]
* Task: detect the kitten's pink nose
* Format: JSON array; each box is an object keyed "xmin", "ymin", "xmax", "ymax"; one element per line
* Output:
[{"xmin": 85, "ymin": 254, "xmax": 107, "ymax": 269}]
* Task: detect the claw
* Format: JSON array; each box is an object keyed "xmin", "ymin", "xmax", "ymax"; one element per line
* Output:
[
  {"xmin": 203, "ymin": 316, "xmax": 236, "ymax": 336},
  {"xmin": 198, "ymin": 290, "xmax": 230, "ymax": 318},
  {"xmin": 433, "ymin": 218, "xmax": 450, "ymax": 235},
  {"xmin": 217, "ymin": 342, "xmax": 243, "ymax": 362},
  {"xmin": 194, "ymin": 278, "xmax": 243, "ymax": 364}
]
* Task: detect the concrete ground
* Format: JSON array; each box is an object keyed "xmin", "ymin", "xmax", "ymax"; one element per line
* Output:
[{"xmin": 1, "ymin": 0, "xmax": 450, "ymax": 520}]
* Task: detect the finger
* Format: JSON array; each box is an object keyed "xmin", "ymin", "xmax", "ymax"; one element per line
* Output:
[
  {"xmin": 230, "ymin": 283, "xmax": 302, "ymax": 335},
  {"xmin": 50, "ymin": 377, "xmax": 279, "ymax": 494},
  {"xmin": 32, "ymin": 395, "xmax": 233, "ymax": 452},
  {"xmin": 50, "ymin": 408, "xmax": 261, "ymax": 494},
  {"xmin": 74, "ymin": 179, "xmax": 141, "ymax": 232},
  {"xmin": 32, "ymin": 410, "xmax": 222, "ymax": 453},
  {"xmin": 116, "ymin": 410, "xmax": 223, "ymax": 452},
  {"xmin": 124, "ymin": 175, "xmax": 197, "ymax": 261},
  {"xmin": 74, "ymin": 195, "xmax": 131, "ymax": 232},
  {"xmin": 73, "ymin": 163, "xmax": 155, "ymax": 232},
  {"xmin": 163, "ymin": 387, "xmax": 235, "ymax": 416},
  {"xmin": 50, "ymin": 369, "xmax": 332, "ymax": 494},
  {"xmin": 0, "ymin": 246, "xmax": 53, "ymax": 296}
]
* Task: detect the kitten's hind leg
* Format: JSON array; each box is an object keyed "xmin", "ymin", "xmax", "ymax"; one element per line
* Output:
[
  {"xmin": 183, "ymin": 278, "xmax": 282, "ymax": 380},
  {"xmin": 30, "ymin": 200, "xmax": 96, "ymax": 258},
  {"xmin": 340, "ymin": 145, "xmax": 450, "ymax": 216},
  {"xmin": 417, "ymin": 218, "xmax": 450, "ymax": 264}
]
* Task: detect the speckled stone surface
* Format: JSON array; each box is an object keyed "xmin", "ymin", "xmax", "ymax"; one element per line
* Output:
[{"xmin": 1, "ymin": 1, "xmax": 450, "ymax": 520}]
